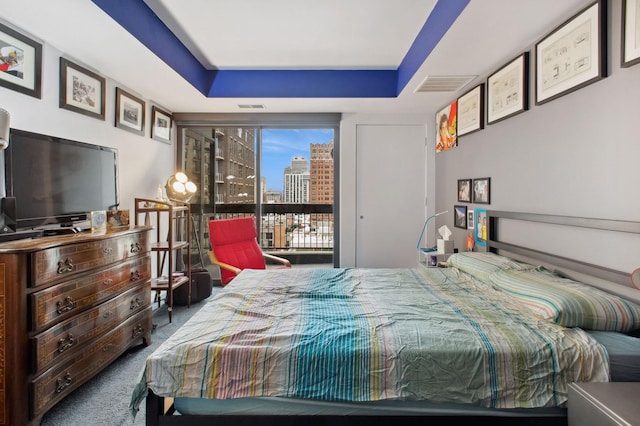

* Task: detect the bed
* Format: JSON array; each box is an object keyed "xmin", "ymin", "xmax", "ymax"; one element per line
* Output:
[{"xmin": 130, "ymin": 211, "xmax": 640, "ymax": 425}]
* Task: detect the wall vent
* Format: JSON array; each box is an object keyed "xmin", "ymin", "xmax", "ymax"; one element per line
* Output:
[
  {"xmin": 238, "ymin": 104, "xmax": 265, "ymax": 109},
  {"xmin": 415, "ymin": 75, "xmax": 477, "ymax": 93}
]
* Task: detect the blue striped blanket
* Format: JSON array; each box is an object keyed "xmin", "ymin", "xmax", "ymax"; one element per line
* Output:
[{"xmin": 130, "ymin": 267, "xmax": 608, "ymax": 414}]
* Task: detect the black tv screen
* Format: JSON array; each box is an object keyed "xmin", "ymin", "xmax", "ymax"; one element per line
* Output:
[{"xmin": 5, "ymin": 129, "xmax": 119, "ymax": 230}]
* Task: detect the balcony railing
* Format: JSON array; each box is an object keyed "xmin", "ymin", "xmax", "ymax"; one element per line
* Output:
[{"xmin": 192, "ymin": 203, "xmax": 333, "ymax": 265}]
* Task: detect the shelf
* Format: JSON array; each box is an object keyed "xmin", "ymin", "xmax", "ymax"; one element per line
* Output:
[
  {"xmin": 134, "ymin": 197, "xmax": 192, "ymax": 323},
  {"xmin": 150, "ymin": 275, "xmax": 190, "ymax": 292}
]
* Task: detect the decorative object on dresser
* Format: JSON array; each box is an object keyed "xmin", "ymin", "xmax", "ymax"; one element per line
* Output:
[
  {"xmin": 134, "ymin": 198, "xmax": 191, "ymax": 322},
  {"xmin": 0, "ymin": 226, "xmax": 153, "ymax": 426}
]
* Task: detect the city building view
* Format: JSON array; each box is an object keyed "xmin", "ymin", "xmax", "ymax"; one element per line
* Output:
[{"xmin": 180, "ymin": 127, "xmax": 334, "ymax": 260}]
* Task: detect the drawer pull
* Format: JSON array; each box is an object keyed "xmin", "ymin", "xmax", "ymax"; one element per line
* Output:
[
  {"xmin": 56, "ymin": 296, "xmax": 77, "ymax": 314},
  {"xmin": 103, "ymin": 310, "xmax": 114, "ymax": 319},
  {"xmin": 132, "ymin": 324, "xmax": 144, "ymax": 339},
  {"xmin": 103, "ymin": 247, "xmax": 113, "ymax": 254},
  {"xmin": 57, "ymin": 258, "xmax": 75, "ymax": 274},
  {"xmin": 57, "ymin": 333, "xmax": 76, "ymax": 353},
  {"xmin": 55, "ymin": 372, "xmax": 73, "ymax": 393},
  {"xmin": 130, "ymin": 242, "xmax": 141, "ymax": 253},
  {"xmin": 103, "ymin": 343, "xmax": 114, "ymax": 352},
  {"xmin": 103, "ymin": 278, "xmax": 113, "ymax": 286},
  {"xmin": 130, "ymin": 297, "xmax": 142, "ymax": 310},
  {"xmin": 130, "ymin": 270, "xmax": 141, "ymax": 282}
]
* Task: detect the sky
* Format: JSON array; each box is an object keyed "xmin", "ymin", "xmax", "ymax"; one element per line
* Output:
[{"xmin": 261, "ymin": 128, "xmax": 334, "ymax": 192}]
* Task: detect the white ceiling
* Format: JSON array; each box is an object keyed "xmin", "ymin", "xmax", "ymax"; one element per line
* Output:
[{"xmin": 1, "ymin": 0, "xmax": 590, "ymax": 115}]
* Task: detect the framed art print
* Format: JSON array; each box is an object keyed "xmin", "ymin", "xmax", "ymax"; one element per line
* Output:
[
  {"xmin": 454, "ymin": 205, "xmax": 468, "ymax": 229},
  {"xmin": 472, "ymin": 177, "xmax": 491, "ymax": 204},
  {"xmin": 487, "ymin": 52, "xmax": 529, "ymax": 124},
  {"xmin": 536, "ymin": 0, "xmax": 607, "ymax": 104},
  {"xmin": 458, "ymin": 179, "xmax": 471, "ymax": 202},
  {"xmin": 59, "ymin": 58, "xmax": 106, "ymax": 120},
  {"xmin": 151, "ymin": 105, "xmax": 172, "ymax": 144},
  {"xmin": 0, "ymin": 22, "xmax": 42, "ymax": 98},
  {"xmin": 467, "ymin": 209, "xmax": 475, "ymax": 230},
  {"xmin": 475, "ymin": 209, "xmax": 487, "ymax": 248},
  {"xmin": 435, "ymin": 100, "xmax": 457, "ymax": 152},
  {"xmin": 622, "ymin": 0, "xmax": 640, "ymax": 67},
  {"xmin": 457, "ymin": 83, "xmax": 484, "ymax": 136},
  {"xmin": 115, "ymin": 87, "xmax": 145, "ymax": 135}
]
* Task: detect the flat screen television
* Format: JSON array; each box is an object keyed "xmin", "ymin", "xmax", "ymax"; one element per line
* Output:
[{"xmin": 4, "ymin": 128, "xmax": 119, "ymax": 230}]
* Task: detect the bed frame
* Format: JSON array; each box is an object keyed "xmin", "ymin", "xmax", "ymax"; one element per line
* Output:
[{"xmin": 144, "ymin": 210, "xmax": 640, "ymax": 426}]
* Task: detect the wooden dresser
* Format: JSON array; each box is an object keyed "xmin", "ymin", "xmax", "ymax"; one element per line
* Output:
[{"xmin": 0, "ymin": 226, "xmax": 153, "ymax": 425}]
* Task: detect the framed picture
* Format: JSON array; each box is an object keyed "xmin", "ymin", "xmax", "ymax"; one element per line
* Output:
[
  {"xmin": 487, "ymin": 52, "xmax": 529, "ymax": 124},
  {"xmin": 472, "ymin": 177, "xmax": 491, "ymax": 204},
  {"xmin": 151, "ymin": 105, "xmax": 172, "ymax": 144},
  {"xmin": 457, "ymin": 83, "xmax": 484, "ymax": 136},
  {"xmin": 435, "ymin": 100, "xmax": 457, "ymax": 152},
  {"xmin": 106, "ymin": 209, "xmax": 130, "ymax": 229},
  {"xmin": 535, "ymin": 0, "xmax": 607, "ymax": 104},
  {"xmin": 454, "ymin": 205, "xmax": 468, "ymax": 229},
  {"xmin": 115, "ymin": 87, "xmax": 145, "ymax": 135},
  {"xmin": 475, "ymin": 209, "xmax": 487, "ymax": 248},
  {"xmin": 59, "ymin": 58, "xmax": 106, "ymax": 120},
  {"xmin": 457, "ymin": 179, "xmax": 471, "ymax": 202},
  {"xmin": 0, "ymin": 22, "xmax": 42, "ymax": 98},
  {"xmin": 467, "ymin": 210, "xmax": 475, "ymax": 230},
  {"xmin": 622, "ymin": 0, "xmax": 640, "ymax": 67},
  {"xmin": 90, "ymin": 210, "xmax": 107, "ymax": 233}
]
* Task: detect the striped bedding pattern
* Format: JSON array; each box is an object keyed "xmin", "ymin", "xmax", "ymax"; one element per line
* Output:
[
  {"xmin": 446, "ymin": 251, "xmax": 532, "ymax": 282},
  {"xmin": 488, "ymin": 267, "xmax": 640, "ymax": 331},
  {"xmin": 130, "ymin": 267, "xmax": 609, "ymax": 415}
]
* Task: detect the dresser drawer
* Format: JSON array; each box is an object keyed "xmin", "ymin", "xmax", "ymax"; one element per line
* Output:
[
  {"xmin": 30, "ymin": 307, "xmax": 152, "ymax": 420},
  {"xmin": 31, "ymin": 282, "xmax": 151, "ymax": 374},
  {"xmin": 30, "ymin": 256, "xmax": 150, "ymax": 332},
  {"xmin": 31, "ymin": 232, "xmax": 150, "ymax": 288}
]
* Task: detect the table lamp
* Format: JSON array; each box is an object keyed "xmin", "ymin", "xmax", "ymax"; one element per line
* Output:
[{"xmin": 416, "ymin": 210, "xmax": 448, "ymax": 253}]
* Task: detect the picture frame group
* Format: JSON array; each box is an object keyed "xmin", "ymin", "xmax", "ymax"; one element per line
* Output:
[{"xmin": 458, "ymin": 177, "xmax": 491, "ymax": 205}]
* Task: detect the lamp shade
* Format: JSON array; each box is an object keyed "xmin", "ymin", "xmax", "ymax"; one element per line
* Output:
[
  {"xmin": 0, "ymin": 108, "xmax": 10, "ymax": 150},
  {"xmin": 165, "ymin": 172, "xmax": 197, "ymax": 203}
]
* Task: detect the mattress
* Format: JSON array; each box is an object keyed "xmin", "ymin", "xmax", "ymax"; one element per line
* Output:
[
  {"xmin": 131, "ymin": 266, "xmax": 610, "ymax": 417},
  {"xmin": 585, "ymin": 330, "xmax": 640, "ymax": 381}
]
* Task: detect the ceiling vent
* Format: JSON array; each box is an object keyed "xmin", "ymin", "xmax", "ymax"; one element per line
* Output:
[
  {"xmin": 238, "ymin": 104, "xmax": 265, "ymax": 109},
  {"xmin": 415, "ymin": 75, "xmax": 477, "ymax": 93}
]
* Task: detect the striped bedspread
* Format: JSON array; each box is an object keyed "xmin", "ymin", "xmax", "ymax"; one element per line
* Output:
[{"xmin": 130, "ymin": 267, "xmax": 609, "ymax": 414}]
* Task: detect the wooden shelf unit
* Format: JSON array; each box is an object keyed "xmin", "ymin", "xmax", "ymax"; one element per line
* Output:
[{"xmin": 134, "ymin": 198, "xmax": 192, "ymax": 322}]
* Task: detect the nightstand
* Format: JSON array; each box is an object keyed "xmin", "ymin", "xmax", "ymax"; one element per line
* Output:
[
  {"xmin": 419, "ymin": 251, "xmax": 452, "ymax": 267},
  {"xmin": 568, "ymin": 382, "xmax": 640, "ymax": 426}
]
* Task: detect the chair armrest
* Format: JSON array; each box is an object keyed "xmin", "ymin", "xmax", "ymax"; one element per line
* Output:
[
  {"xmin": 263, "ymin": 253, "xmax": 291, "ymax": 268},
  {"xmin": 208, "ymin": 251, "xmax": 242, "ymax": 275}
]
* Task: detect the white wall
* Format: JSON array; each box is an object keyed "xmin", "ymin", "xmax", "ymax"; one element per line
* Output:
[
  {"xmin": 0, "ymin": 36, "xmax": 174, "ymax": 217},
  {"xmin": 434, "ymin": 0, "xmax": 640, "ymax": 274}
]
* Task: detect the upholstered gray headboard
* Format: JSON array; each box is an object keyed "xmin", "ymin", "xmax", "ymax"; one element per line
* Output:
[{"xmin": 486, "ymin": 211, "xmax": 640, "ymax": 302}]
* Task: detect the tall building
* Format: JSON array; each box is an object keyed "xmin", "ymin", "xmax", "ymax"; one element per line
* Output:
[
  {"xmin": 283, "ymin": 156, "xmax": 309, "ymax": 203},
  {"xmin": 309, "ymin": 140, "xmax": 334, "ymax": 204}
]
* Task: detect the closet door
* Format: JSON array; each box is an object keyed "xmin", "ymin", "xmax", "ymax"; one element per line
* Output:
[{"xmin": 355, "ymin": 124, "xmax": 425, "ymax": 268}]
